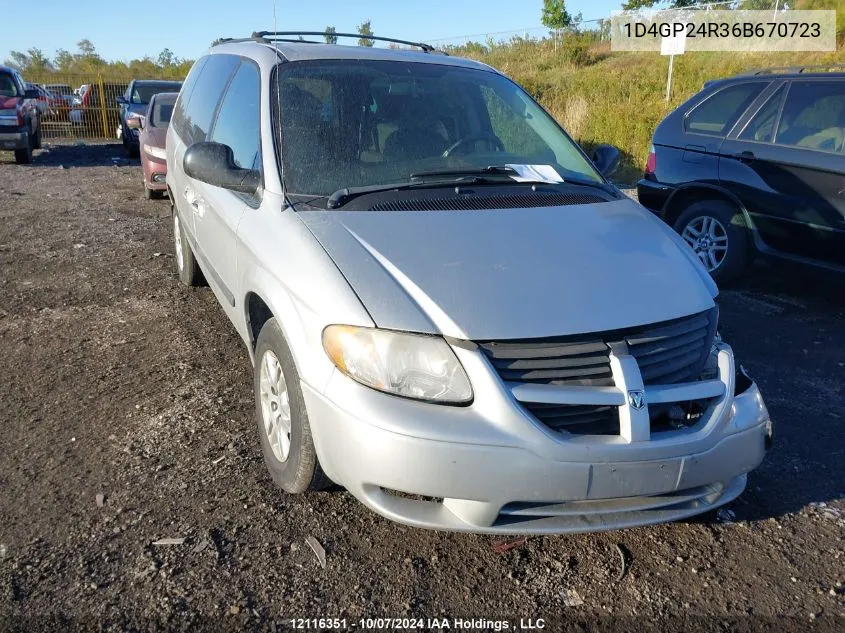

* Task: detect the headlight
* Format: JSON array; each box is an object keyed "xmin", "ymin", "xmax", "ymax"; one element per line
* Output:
[
  {"xmin": 143, "ymin": 144, "xmax": 166, "ymax": 160},
  {"xmin": 322, "ymin": 325, "xmax": 472, "ymax": 404}
]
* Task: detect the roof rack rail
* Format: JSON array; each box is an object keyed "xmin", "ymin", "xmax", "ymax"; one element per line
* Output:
[
  {"xmin": 250, "ymin": 31, "xmax": 438, "ymax": 53},
  {"xmin": 739, "ymin": 64, "xmax": 845, "ymax": 76}
]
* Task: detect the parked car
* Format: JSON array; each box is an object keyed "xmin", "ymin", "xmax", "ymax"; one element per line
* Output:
[
  {"xmin": 71, "ymin": 82, "xmax": 127, "ymax": 134},
  {"xmin": 0, "ymin": 66, "xmax": 42, "ymax": 163},
  {"xmin": 26, "ymin": 84, "xmax": 51, "ymax": 117},
  {"xmin": 167, "ymin": 35, "xmax": 772, "ymax": 534},
  {"xmin": 638, "ymin": 66, "xmax": 845, "ymax": 283},
  {"xmin": 117, "ymin": 79, "xmax": 182, "ymax": 157},
  {"xmin": 133, "ymin": 91, "xmax": 177, "ymax": 199},
  {"xmin": 44, "ymin": 83, "xmax": 75, "ymax": 119}
]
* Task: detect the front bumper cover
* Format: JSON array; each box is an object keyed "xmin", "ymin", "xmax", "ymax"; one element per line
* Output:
[
  {"xmin": 0, "ymin": 128, "xmax": 28, "ymax": 150},
  {"xmin": 303, "ymin": 363, "xmax": 770, "ymax": 534}
]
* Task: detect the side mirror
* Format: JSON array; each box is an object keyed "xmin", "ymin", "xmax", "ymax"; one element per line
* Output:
[
  {"xmin": 24, "ymin": 89, "xmax": 39, "ymax": 99},
  {"xmin": 126, "ymin": 116, "xmax": 142, "ymax": 130},
  {"xmin": 115, "ymin": 96, "xmax": 127, "ymax": 105},
  {"xmin": 591, "ymin": 144, "xmax": 621, "ymax": 178},
  {"xmin": 183, "ymin": 142, "xmax": 261, "ymax": 196}
]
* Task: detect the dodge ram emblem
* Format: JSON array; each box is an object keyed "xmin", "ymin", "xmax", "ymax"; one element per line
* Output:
[{"xmin": 628, "ymin": 390, "xmax": 646, "ymax": 410}]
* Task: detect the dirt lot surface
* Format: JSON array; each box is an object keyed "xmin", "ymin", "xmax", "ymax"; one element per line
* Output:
[{"xmin": 0, "ymin": 143, "xmax": 843, "ymax": 633}]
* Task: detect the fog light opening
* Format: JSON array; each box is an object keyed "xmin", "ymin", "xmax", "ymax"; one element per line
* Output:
[{"xmin": 735, "ymin": 364, "xmax": 753, "ymax": 395}]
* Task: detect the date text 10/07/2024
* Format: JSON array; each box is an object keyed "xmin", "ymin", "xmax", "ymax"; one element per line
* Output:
[{"xmin": 290, "ymin": 618, "xmax": 548, "ymax": 630}]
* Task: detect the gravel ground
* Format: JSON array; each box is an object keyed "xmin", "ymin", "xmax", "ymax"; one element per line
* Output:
[{"xmin": 0, "ymin": 143, "xmax": 843, "ymax": 633}]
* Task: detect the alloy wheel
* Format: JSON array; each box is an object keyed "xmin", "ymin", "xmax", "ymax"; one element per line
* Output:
[
  {"xmin": 259, "ymin": 350, "xmax": 292, "ymax": 462},
  {"xmin": 681, "ymin": 215, "xmax": 729, "ymax": 272}
]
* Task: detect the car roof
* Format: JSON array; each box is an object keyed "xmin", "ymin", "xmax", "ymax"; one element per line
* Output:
[
  {"xmin": 132, "ymin": 79, "xmax": 183, "ymax": 84},
  {"xmin": 211, "ymin": 39, "xmax": 498, "ymax": 74},
  {"xmin": 706, "ymin": 68, "xmax": 845, "ymax": 89}
]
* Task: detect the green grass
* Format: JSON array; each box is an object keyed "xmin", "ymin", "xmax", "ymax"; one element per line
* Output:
[{"xmin": 458, "ymin": 41, "xmax": 843, "ymax": 183}]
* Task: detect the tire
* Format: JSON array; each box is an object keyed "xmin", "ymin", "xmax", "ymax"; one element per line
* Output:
[
  {"xmin": 144, "ymin": 184, "xmax": 163, "ymax": 200},
  {"xmin": 32, "ymin": 123, "xmax": 42, "ymax": 150},
  {"xmin": 254, "ymin": 317, "xmax": 331, "ymax": 493},
  {"xmin": 14, "ymin": 130, "xmax": 32, "ymax": 165},
  {"xmin": 673, "ymin": 200, "xmax": 749, "ymax": 284},
  {"xmin": 172, "ymin": 206, "xmax": 203, "ymax": 286}
]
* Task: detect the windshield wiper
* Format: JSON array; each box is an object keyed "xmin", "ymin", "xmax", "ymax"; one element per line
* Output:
[
  {"xmin": 410, "ymin": 165, "xmax": 609, "ymax": 191},
  {"xmin": 409, "ymin": 165, "xmax": 517, "ymax": 179},
  {"xmin": 326, "ymin": 179, "xmax": 467, "ymax": 209}
]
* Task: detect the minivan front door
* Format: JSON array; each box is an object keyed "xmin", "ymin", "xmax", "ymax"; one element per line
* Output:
[{"xmin": 191, "ymin": 60, "xmax": 262, "ymax": 311}]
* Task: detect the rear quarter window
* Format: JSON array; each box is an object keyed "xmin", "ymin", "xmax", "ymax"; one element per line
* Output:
[{"xmin": 684, "ymin": 82, "xmax": 766, "ymax": 137}]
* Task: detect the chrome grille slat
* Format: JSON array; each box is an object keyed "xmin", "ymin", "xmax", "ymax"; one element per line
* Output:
[
  {"xmin": 498, "ymin": 364, "xmax": 612, "ymax": 382},
  {"xmin": 480, "ymin": 309, "xmax": 717, "ymax": 435},
  {"xmin": 491, "ymin": 354, "xmax": 610, "ymax": 370},
  {"xmin": 628, "ymin": 329, "xmax": 707, "ymax": 358}
]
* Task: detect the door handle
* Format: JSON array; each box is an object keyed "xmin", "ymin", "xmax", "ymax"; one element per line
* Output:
[
  {"xmin": 184, "ymin": 186, "xmax": 202, "ymax": 214},
  {"xmin": 732, "ymin": 150, "xmax": 755, "ymax": 162}
]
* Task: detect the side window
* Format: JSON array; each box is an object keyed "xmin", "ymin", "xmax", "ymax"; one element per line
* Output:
[
  {"xmin": 172, "ymin": 57, "xmax": 208, "ymax": 142},
  {"xmin": 174, "ymin": 54, "xmax": 238, "ymax": 145},
  {"xmin": 739, "ymin": 86, "xmax": 785, "ymax": 143},
  {"xmin": 685, "ymin": 83, "xmax": 765, "ymax": 137},
  {"xmin": 209, "ymin": 61, "xmax": 261, "ymax": 171},
  {"xmin": 775, "ymin": 81, "xmax": 845, "ymax": 153}
]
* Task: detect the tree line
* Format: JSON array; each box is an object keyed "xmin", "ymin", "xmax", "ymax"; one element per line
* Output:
[
  {"xmin": 3, "ymin": 21, "xmax": 378, "ymax": 79},
  {"xmin": 6, "ymin": 0, "xmax": 842, "ymax": 79}
]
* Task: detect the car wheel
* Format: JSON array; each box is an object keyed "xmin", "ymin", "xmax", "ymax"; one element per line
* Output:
[
  {"xmin": 144, "ymin": 184, "xmax": 162, "ymax": 200},
  {"xmin": 32, "ymin": 123, "xmax": 42, "ymax": 150},
  {"xmin": 14, "ymin": 130, "xmax": 32, "ymax": 164},
  {"xmin": 172, "ymin": 206, "xmax": 203, "ymax": 286},
  {"xmin": 254, "ymin": 317, "xmax": 331, "ymax": 493},
  {"xmin": 674, "ymin": 200, "xmax": 748, "ymax": 284}
]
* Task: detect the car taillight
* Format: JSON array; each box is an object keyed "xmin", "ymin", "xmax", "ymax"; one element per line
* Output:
[{"xmin": 645, "ymin": 145, "xmax": 656, "ymax": 175}]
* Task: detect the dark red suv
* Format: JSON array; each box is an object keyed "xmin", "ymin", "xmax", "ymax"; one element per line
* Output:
[{"xmin": 0, "ymin": 66, "xmax": 41, "ymax": 164}]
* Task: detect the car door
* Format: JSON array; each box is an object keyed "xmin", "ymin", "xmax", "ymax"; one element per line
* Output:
[
  {"xmin": 720, "ymin": 78, "xmax": 845, "ymax": 266},
  {"xmin": 169, "ymin": 54, "xmax": 236, "ymax": 240},
  {"xmin": 191, "ymin": 59, "xmax": 262, "ymax": 313}
]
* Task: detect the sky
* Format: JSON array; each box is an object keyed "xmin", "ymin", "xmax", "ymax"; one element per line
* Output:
[{"xmin": 2, "ymin": 0, "xmax": 624, "ymax": 65}]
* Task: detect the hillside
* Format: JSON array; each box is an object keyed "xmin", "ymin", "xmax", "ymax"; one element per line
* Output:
[{"xmin": 459, "ymin": 42, "xmax": 843, "ymax": 182}]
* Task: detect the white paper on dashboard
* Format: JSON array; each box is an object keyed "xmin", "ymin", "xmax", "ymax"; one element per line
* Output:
[{"xmin": 505, "ymin": 164, "xmax": 565, "ymax": 183}]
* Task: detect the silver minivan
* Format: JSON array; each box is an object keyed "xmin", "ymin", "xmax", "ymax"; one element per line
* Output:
[{"xmin": 166, "ymin": 33, "xmax": 772, "ymax": 534}]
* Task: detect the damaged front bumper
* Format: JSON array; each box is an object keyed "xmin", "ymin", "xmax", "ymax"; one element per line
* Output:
[{"xmin": 304, "ymin": 343, "xmax": 771, "ymax": 534}]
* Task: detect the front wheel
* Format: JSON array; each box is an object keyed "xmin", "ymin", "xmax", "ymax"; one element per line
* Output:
[
  {"xmin": 674, "ymin": 200, "xmax": 749, "ymax": 284},
  {"xmin": 14, "ymin": 129, "xmax": 32, "ymax": 164},
  {"xmin": 254, "ymin": 317, "xmax": 330, "ymax": 493},
  {"xmin": 172, "ymin": 208, "xmax": 203, "ymax": 286},
  {"xmin": 32, "ymin": 122, "xmax": 42, "ymax": 150}
]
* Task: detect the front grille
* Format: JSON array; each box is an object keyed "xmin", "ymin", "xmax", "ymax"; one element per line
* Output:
[
  {"xmin": 368, "ymin": 192, "xmax": 606, "ymax": 212},
  {"xmin": 626, "ymin": 311, "xmax": 714, "ymax": 384},
  {"xmin": 479, "ymin": 308, "xmax": 718, "ymax": 435},
  {"xmin": 520, "ymin": 403, "xmax": 620, "ymax": 435}
]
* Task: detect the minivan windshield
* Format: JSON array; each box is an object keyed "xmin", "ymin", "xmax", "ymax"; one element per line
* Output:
[{"xmin": 273, "ymin": 60, "xmax": 602, "ymax": 197}]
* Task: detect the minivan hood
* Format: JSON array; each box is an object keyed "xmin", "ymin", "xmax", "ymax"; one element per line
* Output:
[{"xmin": 299, "ymin": 199, "xmax": 716, "ymax": 340}]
